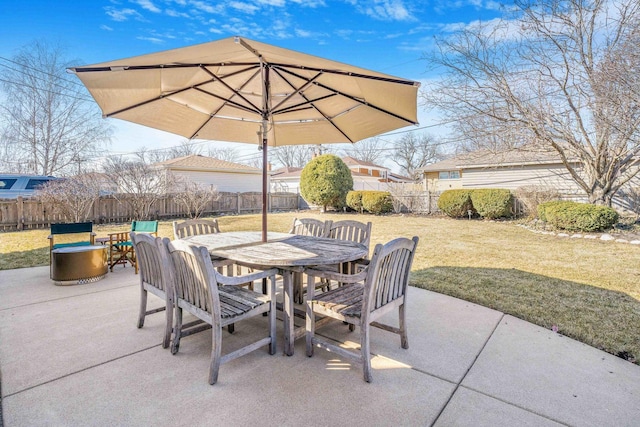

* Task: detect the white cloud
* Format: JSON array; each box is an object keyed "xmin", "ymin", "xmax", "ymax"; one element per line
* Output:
[
  {"xmin": 132, "ymin": 0, "xmax": 161, "ymax": 13},
  {"xmin": 100, "ymin": 24, "xmax": 114, "ymax": 31},
  {"xmin": 256, "ymin": 0, "xmax": 286, "ymax": 6},
  {"xmin": 190, "ymin": 1, "xmax": 224, "ymax": 14},
  {"xmin": 229, "ymin": 2, "xmax": 260, "ymax": 14},
  {"xmin": 105, "ymin": 7, "xmax": 143, "ymax": 21},
  {"xmin": 290, "ymin": 0, "xmax": 326, "ymax": 6},
  {"xmin": 165, "ymin": 9, "xmax": 191, "ymax": 18},
  {"xmin": 137, "ymin": 36, "xmax": 165, "ymax": 43},
  {"xmin": 350, "ymin": 0, "xmax": 414, "ymax": 21}
]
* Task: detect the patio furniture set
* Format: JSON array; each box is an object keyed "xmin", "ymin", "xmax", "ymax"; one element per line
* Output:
[{"xmin": 47, "ymin": 218, "xmax": 419, "ymax": 384}]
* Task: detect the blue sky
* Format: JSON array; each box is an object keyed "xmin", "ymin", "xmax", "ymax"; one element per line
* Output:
[{"xmin": 0, "ymin": 0, "xmax": 505, "ymax": 165}]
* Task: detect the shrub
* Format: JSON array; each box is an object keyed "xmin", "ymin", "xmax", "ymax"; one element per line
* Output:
[
  {"xmin": 539, "ymin": 201, "xmax": 619, "ymax": 232},
  {"xmin": 537, "ymin": 200, "xmax": 566, "ymax": 222},
  {"xmin": 361, "ymin": 191, "xmax": 393, "ymax": 214},
  {"xmin": 437, "ymin": 189, "xmax": 474, "ymax": 218},
  {"xmin": 300, "ymin": 154, "xmax": 353, "ymax": 211},
  {"xmin": 346, "ymin": 191, "xmax": 365, "ymax": 213},
  {"xmin": 470, "ymin": 189, "xmax": 513, "ymax": 219},
  {"xmin": 514, "ymin": 185, "xmax": 562, "ymax": 218}
]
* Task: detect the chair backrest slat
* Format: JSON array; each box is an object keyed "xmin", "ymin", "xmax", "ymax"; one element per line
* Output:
[
  {"xmin": 289, "ymin": 218, "xmax": 331, "ymax": 237},
  {"xmin": 130, "ymin": 232, "xmax": 170, "ymax": 294},
  {"xmin": 328, "ymin": 220, "xmax": 372, "ymax": 250},
  {"xmin": 167, "ymin": 239, "xmax": 220, "ymax": 316},
  {"xmin": 173, "ymin": 219, "xmax": 220, "ymax": 239},
  {"xmin": 365, "ymin": 236, "xmax": 418, "ymax": 313}
]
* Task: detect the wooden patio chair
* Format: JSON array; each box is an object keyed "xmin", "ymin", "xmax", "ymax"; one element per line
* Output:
[
  {"xmin": 305, "ymin": 236, "xmax": 419, "ymax": 382},
  {"xmin": 172, "ymin": 218, "xmax": 220, "ymax": 239},
  {"xmin": 107, "ymin": 220, "xmax": 158, "ymax": 274},
  {"xmin": 290, "ymin": 218, "xmax": 333, "ymax": 303},
  {"xmin": 165, "ymin": 238, "xmax": 278, "ymax": 385},
  {"xmin": 130, "ymin": 232, "xmax": 173, "ymax": 349},
  {"xmin": 318, "ymin": 219, "xmax": 373, "ymax": 292}
]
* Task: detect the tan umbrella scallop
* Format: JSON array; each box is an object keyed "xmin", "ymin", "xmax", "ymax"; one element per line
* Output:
[{"xmin": 69, "ymin": 36, "xmax": 420, "ymax": 240}]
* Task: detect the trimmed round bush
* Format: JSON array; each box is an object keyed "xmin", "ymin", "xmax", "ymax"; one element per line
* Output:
[
  {"xmin": 539, "ymin": 201, "xmax": 619, "ymax": 232},
  {"xmin": 300, "ymin": 154, "xmax": 353, "ymax": 211},
  {"xmin": 346, "ymin": 191, "xmax": 365, "ymax": 213},
  {"xmin": 437, "ymin": 189, "xmax": 474, "ymax": 218},
  {"xmin": 470, "ymin": 189, "xmax": 513, "ymax": 219},
  {"xmin": 361, "ymin": 191, "xmax": 393, "ymax": 214}
]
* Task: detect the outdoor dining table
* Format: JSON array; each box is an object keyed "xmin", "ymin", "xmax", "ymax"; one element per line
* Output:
[{"xmin": 183, "ymin": 231, "xmax": 369, "ymax": 356}]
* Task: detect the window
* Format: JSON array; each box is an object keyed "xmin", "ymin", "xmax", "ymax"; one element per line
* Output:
[
  {"xmin": 25, "ymin": 179, "xmax": 52, "ymax": 190},
  {"xmin": 0, "ymin": 179, "xmax": 17, "ymax": 189},
  {"xmin": 438, "ymin": 171, "xmax": 460, "ymax": 180}
]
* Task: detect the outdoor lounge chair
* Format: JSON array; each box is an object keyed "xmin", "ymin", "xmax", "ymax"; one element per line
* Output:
[
  {"xmin": 305, "ymin": 236, "xmax": 419, "ymax": 382},
  {"xmin": 165, "ymin": 238, "xmax": 278, "ymax": 385}
]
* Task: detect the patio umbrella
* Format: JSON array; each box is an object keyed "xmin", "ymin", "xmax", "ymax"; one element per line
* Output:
[{"xmin": 69, "ymin": 36, "xmax": 420, "ymax": 240}]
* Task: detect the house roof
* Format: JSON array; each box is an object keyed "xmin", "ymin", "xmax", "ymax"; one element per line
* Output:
[
  {"xmin": 154, "ymin": 155, "xmax": 261, "ymax": 173},
  {"xmin": 341, "ymin": 156, "xmax": 386, "ymax": 169},
  {"xmin": 271, "ymin": 166, "xmax": 302, "ymax": 177},
  {"xmin": 420, "ymin": 148, "xmax": 565, "ymax": 172}
]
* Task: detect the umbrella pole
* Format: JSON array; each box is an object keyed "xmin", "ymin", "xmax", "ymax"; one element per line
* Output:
[{"xmin": 261, "ymin": 134, "xmax": 268, "ymax": 243}]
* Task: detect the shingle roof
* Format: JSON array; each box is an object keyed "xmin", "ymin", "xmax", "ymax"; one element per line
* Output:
[
  {"xmin": 420, "ymin": 148, "xmax": 564, "ymax": 172},
  {"xmin": 341, "ymin": 156, "xmax": 386, "ymax": 169},
  {"xmin": 154, "ymin": 155, "xmax": 261, "ymax": 172}
]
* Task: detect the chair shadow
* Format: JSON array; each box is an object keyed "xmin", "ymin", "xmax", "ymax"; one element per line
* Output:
[{"xmin": 410, "ymin": 266, "xmax": 639, "ymax": 363}]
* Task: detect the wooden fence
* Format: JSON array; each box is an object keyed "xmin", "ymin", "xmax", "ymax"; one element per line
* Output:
[{"xmin": 0, "ymin": 192, "xmax": 302, "ymax": 231}]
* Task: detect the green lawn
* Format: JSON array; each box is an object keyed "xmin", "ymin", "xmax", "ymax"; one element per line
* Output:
[{"xmin": 1, "ymin": 212, "xmax": 638, "ymax": 364}]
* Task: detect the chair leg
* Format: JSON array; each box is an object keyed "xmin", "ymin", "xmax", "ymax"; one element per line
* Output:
[
  {"xmin": 208, "ymin": 325, "xmax": 223, "ymax": 385},
  {"xmin": 399, "ymin": 303, "xmax": 408, "ymax": 349},
  {"xmin": 162, "ymin": 298, "xmax": 173, "ymax": 349},
  {"xmin": 306, "ymin": 275, "xmax": 315, "ymax": 357},
  {"xmin": 137, "ymin": 288, "xmax": 147, "ymax": 328},
  {"xmin": 269, "ymin": 276, "xmax": 277, "ymax": 355},
  {"xmin": 362, "ymin": 321, "xmax": 372, "ymax": 383},
  {"xmin": 171, "ymin": 307, "xmax": 183, "ymax": 355}
]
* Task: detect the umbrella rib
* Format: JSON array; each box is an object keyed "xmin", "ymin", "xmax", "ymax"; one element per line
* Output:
[
  {"xmin": 270, "ymin": 66, "xmax": 354, "ymax": 142},
  {"xmin": 268, "ymin": 62, "xmax": 419, "ymax": 87},
  {"xmin": 270, "ymin": 72, "xmax": 322, "ymax": 112},
  {"xmin": 104, "ymin": 85, "xmax": 196, "ymax": 118},
  {"xmin": 199, "ymin": 65, "xmax": 262, "ymax": 114},
  {"xmin": 277, "ymin": 66, "xmax": 418, "ymax": 126}
]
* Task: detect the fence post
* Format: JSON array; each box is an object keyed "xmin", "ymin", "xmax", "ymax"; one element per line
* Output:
[
  {"xmin": 237, "ymin": 192, "xmax": 241, "ymax": 214},
  {"xmin": 16, "ymin": 196, "xmax": 24, "ymax": 231}
]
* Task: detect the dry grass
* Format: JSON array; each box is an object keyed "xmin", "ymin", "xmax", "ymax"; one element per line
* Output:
[{"xmin": 1, "ymin": 212, "xmax": 638, "ymax": 363}]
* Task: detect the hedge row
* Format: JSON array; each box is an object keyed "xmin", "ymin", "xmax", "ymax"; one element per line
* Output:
[
  {"xmin": 346, "ymin": 191, "xmax": 393, "ymax": 214},
  {"xmin": 537, "ymin": 201, "xmax": 619, "ymax": 232},
  {"xmin": 438, "ymin": 189, "xmax": 512, "ymax": 219}
]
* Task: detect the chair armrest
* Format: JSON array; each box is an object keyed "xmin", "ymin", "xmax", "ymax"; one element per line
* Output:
[
  {"xmin": 305, "ymin": 267, "xmax": 368, "ymax": 284},
  {"xmin": 216, "ymin": 268, "xmax": 279, "ymax": 287}
]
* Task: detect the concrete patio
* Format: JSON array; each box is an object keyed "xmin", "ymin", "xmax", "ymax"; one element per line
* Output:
[{"xmin": 0, "ymin": 265, "xmax": 638, "ymax": 426}]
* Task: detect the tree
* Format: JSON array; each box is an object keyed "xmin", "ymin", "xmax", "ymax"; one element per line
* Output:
[
  {"xmin": 172, "ymin": 180, "xmax": 220, "ymax": 219},
  {"xmin": 425, "ymin": 0, "xmax": 640, "ymax": 206},
  {"xmin": 389, "ymin": 132, "xmax": 441, "ymax": 179},
  {"xmin": 207, "ymin": 146, "xmax": 241, "ymax": 163},
  {"xmin": 0, "ymin": 40, "xmax": 112, "ymax": 175},
  {"xmin": 342, "ymin": 137, "xmax": 386, "ymax": 164},
  {"xmin": 103, "ymin": 156, "xmax": 172, "ymax": 220},
  {"xmin": 271, "ymin": 145, "xmax": 313, "ymax": 168},
  {"xmin": 36, "ymin": 174, "xmax": 100, "ymax": 222},
  {"xmin": 300, "ymin": 154, "xmax": 353, "ymax": 211}
]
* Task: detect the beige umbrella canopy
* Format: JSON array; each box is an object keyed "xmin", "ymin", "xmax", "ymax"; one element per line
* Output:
[{"xmin": 69, "ymin": 36, "xmax": 420, "ymax": 239}]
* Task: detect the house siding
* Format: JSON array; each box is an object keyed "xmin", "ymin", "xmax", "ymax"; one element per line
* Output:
[
  {"xmin": 168, "ymin": 170, "xmax": 263, "ymax": 193},
  {"xmin": 461, "ymin": 164, "xmax": 581, "ymax": 193}
]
